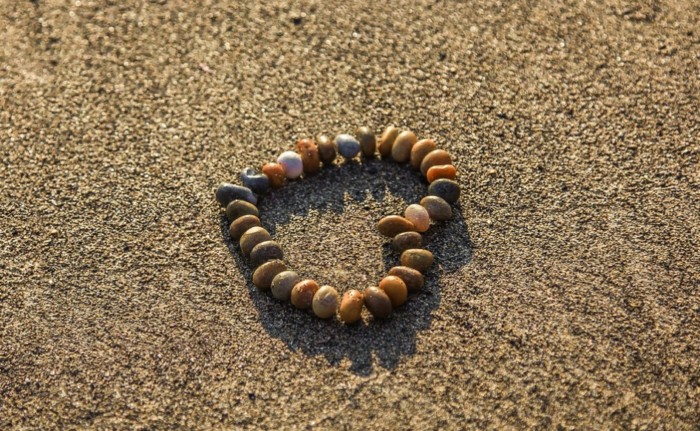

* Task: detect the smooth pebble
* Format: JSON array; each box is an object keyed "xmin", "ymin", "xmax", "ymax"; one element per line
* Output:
[
  {"xmin": 317, "ymin": 134, "xmax": 336, "ymax": 165},
  {"xmin": 428, "ymin": 178, "xmax": 460, "ymax": 203},
  {"xmin": 388, "ymin": 266, "xmax": 425, "ymax": 292},
  {"xmin": 404, "ymin": 204, "xmax": 430, "ymax": 233},
  {"xmin": 250, "ymin": 240, "xmax": 284, "ymax": 268},
  {"xmin": 420, "ymin": 196, "xmax": 453, "ymax": 221},
  {"xmin": 277, "ymin": 151, "xmax": 304, "ymax": 179},
  {"xmin": 240, "ymin": 167, "xmax": 270, "ymax": 194},
  {"xmin": 357, "ymin": 127, "xmax": 377, "ymax": 157},
  {"xmin": 312, "ymin": 285, "xmax": 340, "ymax": 319},
  {"xmin": 392, "ymin": 231, "xmax": 423, "ymax": 252},
  {"xmin": 339, "ymin": 290, "xmax": 364, "ymax": 324},
  {"xmin": 291, "ymin": 280, "xmax": 320, "ymax": 310},
  {"xmin": 410, "ymin": 139, "xmax": 437, "ymax": 168},
  {"xmin": 363, "ymin": 287, "xmax": 392, "ymax": 319},
  {"xmin": 391, "ymin": 130, "xmax": 417, "ymax": 163},
  {"xmin": 420, "ymin": 149, "xmax": 452, "ymax": 176},
  {"xmin": 296, "ymin": 138, "xmax": 321, "ymax": 174},
  {"xmin": 215, "ymin": 183, "xmax": 257, "ymax": 207},
  {"xmin": 379, "ymin": 276, "xmax": 408, "ymax": 307},
  {"xmin": 271, "ymin": 270, "xmax": 301, "ymax": 301},
  {"xmin": 225, "ymin": 200, "xmax": 259, "ymax": 222},
  {"xmin": 378, "ymin": 126, "xmax": 399, "ymax": 157},
  {"xmin": 426, "ymin": 164, "xmax": 457, "ymax": 183},
  {"xmin": 377, "ymin": 215, "xmax": 416, "ymax": 237},
  {"xmin": 229, "ymin": 214, "xmax": 262, "ymax": 240},
  {"xmin": 335, "ymin": 134, "xmax": 361, "ymax": 160},
  {"xmin": 239, "ymin": 226, "xmax": 271, "ymax": 257},
  {"xmin": 252, "ymin": 259, "xmax": 286, "ymax": 290},
  {"xmin": 400, "ymin": 249, "xmax": 434, "ymax": 273}
]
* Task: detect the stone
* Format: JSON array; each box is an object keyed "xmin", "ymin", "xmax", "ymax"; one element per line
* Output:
[
  {"xmin": 229, "ymin": 214, "xmax": 262, "ymax": 240},
  {"xmin": 252, "ymin": 259, "xmax": 286, "ymax": 290},
  {"xmin": 420, "ymin": 149, "xmax": 452, "ymax": 176},
  {"xmin": 240, "ymin": 167, "xmax": 270, "ymax": 194},
  {"xmin": 239, "ymin": 226, "xmax": 271, "ymax": 257},
  {"xmin": 291, "ymin": 280, "xmax": 320, "ymax": 310},
  {"xmin": 391, "ymin": 130, "xmax": 417, "ymax": 163},
  {"xmin": 428, "ymin": 178, "xmax": 460, "ymax": 203},
  {"xmin": 271, "ymin": 271, "xmax": 301, "ymax": 301},
  {"xmin": 400, "ymin": 249, "xmax": 434, "ymax": 273},
  {"xmin": 317, "ymin": 134, "xmax": 336, "ymax": 165},
  {"xmin": 363, "ymin": 287, "xmax": 392, "ymax": 319},
  {"xmin": 377, "ymin": 215, "xmax": 416, "ymax": 237},
  {"xmin": 277, "ymin": 151, "xmax": 304, "ymax": 179},
  {"xmin": 356, "ymin": 127, "xmax": 377, "ymax": 157},
  {"xmin": 388, "ymin": 266, "xmax": 425, "ymax": 292},
  {"xmin": 392, "ymin": 231, "xmax": 423, "ymax": 252},
  {"xmin": 312, "ymin": 285, "xmax": 340, "ymax": 319},
  {"xmin": 250, "ymin": 240, "xmax": 284, "ymax": 268},
  {"xmin": 262, "ymin": 162, "xmax": 286, "ymax": 188},
  {"xmin": 225, "ymin": 200, "xmax": 259, "ymax": 222},
  {"xmin": 215, "ymin": 183, "xmax": 257, "ymax": 207},
  {"xmin": 419, "ymin": 196, "xmax": 453, "ymax": 221},
  {"xmin": 426, "ymin": 164, "xmax": 457, "ymax": 183},
  {"xmin": 339, "ymin": 290, "xmax": 364, "ymax": 324},
  {"xmin": 404, "ymin": 204, "xmax": 430, "ymax": 233},
  {"xmin": 378, "ymin": 276, "xmax": 408, "ymax": 307},
  {"xmin": 410, "ymin": 139, "xmax": 437, "ymax": 168},
  {"xmin": 296, "ymin": 138, "xmax": 321, "ymax": 174},
  {"xmin": 335, "ymin": 134, "xmax": 361, "ymax": 160},
  {"xmin": 378, "ymin": 126, "xmax": 399, "ymax": 157}
]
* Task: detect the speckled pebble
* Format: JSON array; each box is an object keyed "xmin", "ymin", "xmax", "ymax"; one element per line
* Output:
[
  {"xmin": 377, "ymin": 215, "xmax": 416, "ymax": 237},
  {"xmin": 277, "ymin": 151, "xmax": 304, "ymax": 179},
  {"xmin": 379, "ymin": 276, "xmax": 408, "ymax": 308},
  {"xmin": 363, "ymin": 286, "xmax": 392, "ymax": 319},
  {"xmin": 229, "ymin": 214, "xmax": 262, "ymax": 240},
  {"xmin": 250, "ymin": 240, "xmax": 284, "ymax": 268},
  {"xmin": 404, "ymin": 204, "xmax": 431, "ymax": 233},
  {"xmin": 271, "ymin": 271, "xmax": 301, "ymax": 301},
  {"xmin": 338, "ymin": 290, "xmax": 364, "ymax": 324},
  {"xmin": 378, "ymin": 126, "xmax": 399, "ymax": 157},
  {"xmin": 225, "ymin": 200, "xmax": 259, "ymax": 222},
  {"xmin": 291, "ymin": 279, "xmax": 320, "ymax": 310},
  {"xmin": 252, "ymin": 259, "xmax": 286, "ymax": 290},
  {"xmin": 296, "ymin": 138, "xmax": 321, "ymax": 174},
  {"xmin": 262, "ymin": 162, "xmax": 286, "ymax": 188},
  {"xmin": 335, "ymin": 134, "xmax": 361, "ymax": 160},
  {"xmin": 410, "ymin": 139, "xmax": 437, "ymax": 168},
  {"xmin": 239, "ymin": 226, "xmax": 271, "ymax": 257},
  {"xmin": 400, "ymin": 249, "xmax": 434, "ymax": 273},
  {"xmin": 428, "ymin": 178, "xmax": 461, "ymax": 203},
  {"xmin": 316, "ymin": 134, "xmax": 336, "ymax": 165},
  {"xmin": 391, "ymin": 130, "xmax": 417, "ymax": 163},
  {"xmin": 240, "ymin": 167, "xmax": 270, "ymax": 194},
  {"xmin": 388, "ymin": 266, "xmax": 425, "ymax": 292},
  {"xmin": 420, "ymin": 195, "xmax": 453, "ymax": 221},
  {"xmin": 392, "ymin": 231, "xmax": 423, "ymax": 252},
  {"xmin": 420, "ymin": 149, "xmax": 453, "ymax": 176},
  {"xmin": 312, "ymin": 285, "xmax": 340, "ymax": 319},
  {"xmin": 215, "ymin": 183, "xmax": 257, "ymax": 207},
  {"xmin": 357, "ymin": 127, "xmax": 377, "ymax": 157}
]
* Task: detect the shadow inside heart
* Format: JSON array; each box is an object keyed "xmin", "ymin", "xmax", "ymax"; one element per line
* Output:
[{"xmin": 220, "ymin": 158, "xmax": 472, "ymax": 375}]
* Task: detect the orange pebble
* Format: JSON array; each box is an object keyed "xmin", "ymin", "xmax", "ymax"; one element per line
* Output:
[
  {"xmin": 262, "ymin": 162, "xmax": 286, "ymax": 188},
  {"xmin": 426, "ymin": 164, "xmax": 457, "ymax": 183},
  {"xmin": 378, "ymin": 276, "xmax": 408, "ymax": 308},
  {"xmin": 296, "ymin": 138, "xmax": 321, "ymax": 174}
]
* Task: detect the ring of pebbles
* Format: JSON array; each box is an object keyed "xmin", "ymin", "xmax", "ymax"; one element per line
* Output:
[{"xmin": 215, "ymin": 126, "xmax": 460, "ymax": 324}]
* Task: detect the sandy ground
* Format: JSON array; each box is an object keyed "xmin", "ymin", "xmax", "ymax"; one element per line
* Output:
[{"xmin": 1, "ymin": 0, "xmax": 699, "ymax": 429}]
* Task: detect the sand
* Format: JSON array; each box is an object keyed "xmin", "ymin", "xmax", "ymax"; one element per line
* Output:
[{"xmin": 1, "ymin": 0, "xmax": 699, "ymax": 429}]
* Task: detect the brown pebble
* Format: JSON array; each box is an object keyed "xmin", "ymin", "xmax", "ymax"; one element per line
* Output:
[
  {"xmin": 252, "ymin": 259, "xmax": 286, "ymax": 290},
  {"xmin": 391, "ymin": 130, "xmax": 417, "ymax": 163},
  {"xmin": 291, "ymin": 279, "xmax": 320, "ymax": 310},
  {"xmin": 419, "ymin": 195, "xmax": 453, "ymax": 221},
  {"xmin": 357, "ymin": 127, "xmax": 377, "ymax": 157},
  {"xmin": 226, "ymin": 200, "xmax": 259, "ymax": 222},
  {"xmin": 400, "ymin": 249, "xmax": 434, "ymax": 273},
  {"xmin": 388, "ymin": 266, "xmax": 425, "ymax": 292},
  {"xmin": 296, "ymin": 138, "xmax": 321, "ymax": 174},
  {"xmin": 379, "ymin": 276, "xmax": 408, "ymax": 308},
  {"xmin": 377, "ymin": 215, "xmax": 416, "ymax": 237},
  {"xmin": 378, "ymin": 126, "xmax": 399, "ymax": 158},
  {"xmin": 229, "ymin": 214, "xmax": 262, "ymax": 240},
  {"xmin": 312, "ymin": 285, "xmax": 340, "ymax": 319},
  {"xmin": 404, "ymin": 204, "xmax": 431, "ymax": 232},
  {"xmin": 392, "ymin": 231, "xmax": 423, "ymax": 252},
  {"xmin": 427, "ymin": 164, "xmax": 457, "ymax": 183},
  {"xmin": 271, "ymin": 271, "xmax": 301, "ymax": 301},
  {"xmin": 239, "ymin": 226, "xmax": 271, "ymax": 257},
  {"xmin": 317, "ymin": 134, "xmax": 336, "ymax": 165},
  {"xmin": 250, "ymin": 240, "xmax": 284, "ymax": 267},
  {"xmin": 410, "ymin": 139, "xmax": 437, "ymax": 168},
  {"xmin": 363, "ymin": 286, "xmax": 392, "ymax": 319},
  {"xmin": 262, "ymin": 162, "xmax": 286, "ymax": 188},
  {"xmin": 339, "ymin": 290, "xmax": 364, "ymax": 324},
  {"xmin": 420, "ymin": 149, "xmax": 453, "ymax": 176}
]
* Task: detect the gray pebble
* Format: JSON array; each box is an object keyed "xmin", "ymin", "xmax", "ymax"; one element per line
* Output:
[
  {"xmin": 240, "ymin": 168, "xmax": 270, "ymax": 194},
  {"xmin": 428, "ymin": 179, "xmax": 460, "ymax": 203},
  {"xmin": 271, "ymin": 271, "xmax": 301, "ymax": 301},
  {"xmin": 215, "ymin": 183, "xmax": 257, "ymax": 206},
  {"xmin": 335, "ymin": 134, "xmax": 361, "ymax": 160}
]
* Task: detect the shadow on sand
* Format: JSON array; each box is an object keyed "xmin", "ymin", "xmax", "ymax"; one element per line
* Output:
[{"xmin": 220, "ymin": 157, "xmax": 472, "ymax": 375}]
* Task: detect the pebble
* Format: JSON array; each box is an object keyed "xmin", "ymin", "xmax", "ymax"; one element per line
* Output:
[
  {"xmin": 338, "ymin": 290, "xmax": 364, "ymax": 324},
  {"xmin": 426, "ymin": 164, "xmax": 457, "ymax": 183},
  {"xmin": 262, "ymin": 162, "xmax": 286, "ymax": 188},
  {"xmin": 291, "ymin": 279, "xmax": 320, "ymax": 310},
  {"xmin": 391, "ymin": 130, "xmax": 417, "ymax": 163},
  {"xmin": 335, "ymin": 134, "xmax": 361, "ymax": 160},
  {"xmin": 357, "ymin": 127, "xmax": 377, "ymax": 157},
  {"xmin": 363, "ymin": 287, "xmax": 392, "ymax": 319},
  {"xmin": 378, "ymin": 126, "xmax": 399, "ymax": 158},
  {"xmin": 239, "ymin": 226, "xmax": 271, "ymax": 257},
  {"xmin": 250, "ymin": 240, "xmax": 284, "ymax": 268},
  {"xmin": 410, "ymin": 139, "xmax": 437, "ymax": 168},
  {"xmin": 420, "ymin": 149, "xmax": 453, "ymax": 176},
  {"xmin": 400, "ymin": 249, "xmax": 434, "ymax": 273},
  {"xmin": 379, "ymin": 276, "xmax": 408, "ymax": 307},
  {"xmin": 252, "ymin": 259, "xmax": 286, "ymax": 290},
  {"xmin": 312, "ymin": 285, "xmax": 340, "ymax": 319},
  {"xmin": 392, "ymin": 231, "xmax": 423, "ymax": 252},
  {"xmin": 271, "ymin": 270, "xmax": 301, "ymax": 301},
  {"xmin": 240, "ymin": 167, "xmax": 270, "ymax": 194},
  {"xmin": 229, "ymin": 214, "xmax": 262, "ymax": 240},
  {"xmin": 215, "ymin": 183, "xmax": 257, "ymax": 207},
  {"xmin": 317, "ymin": 134, "xmax": 336, "ymax": 165},
  {"xmin": 404, "ymin": 204, "xmax": 431, "ymax": 232},
  {"xmin": 225, "ymin": 200, "xmax": 259, "ymax": 222},
  {"xmin": 428, "ymin": 178, "xmax": 460, "ymax": 203},
  {"xmin": 296, "ymin": 138, "xmax": 321, "ymax": 174},
  {"xmin": 420, "ymin": 195, "xmax": 453, "ymax": 221},
  {"xmin": 377, "ymin": 215, "xmax": 416, "ymax": 237},
  {"xmin": 388, "ymin": 266, "xmax": 425, "ymax": 292},
  {"xmin": 277, "ymin": 151, "xmax": 304, "ymax": 179}
]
